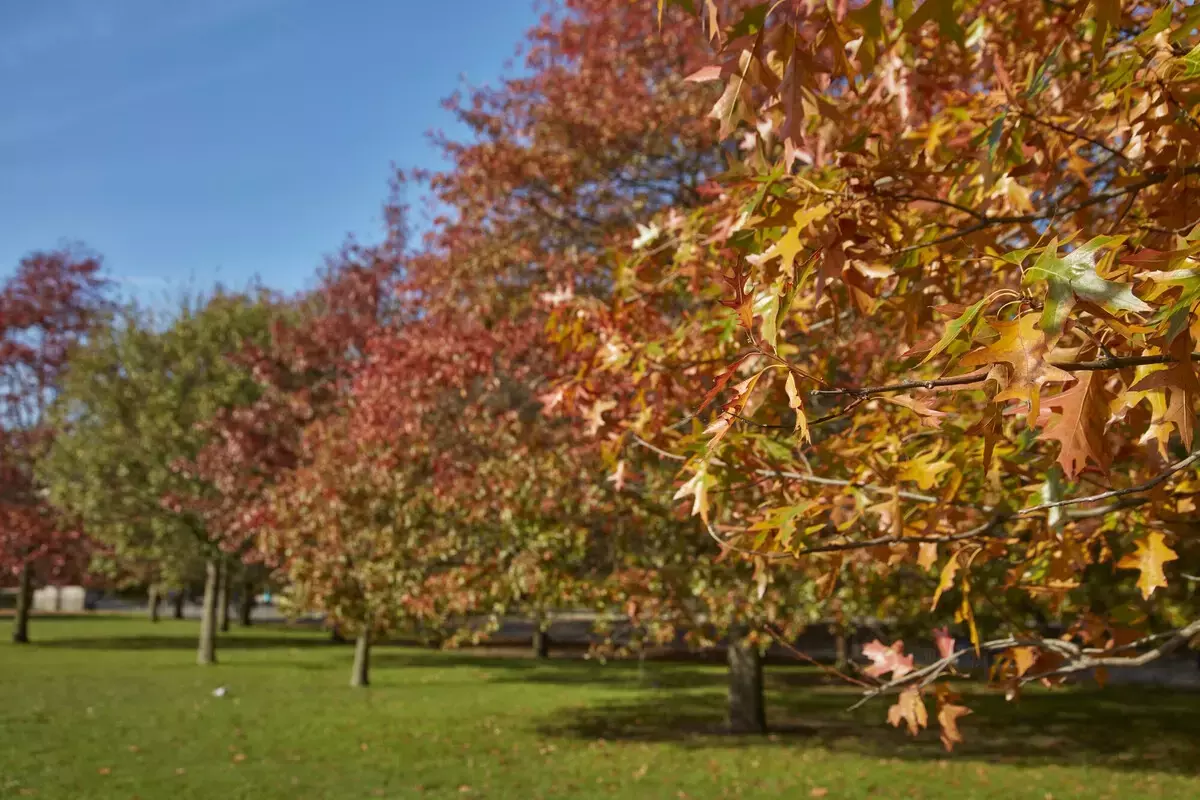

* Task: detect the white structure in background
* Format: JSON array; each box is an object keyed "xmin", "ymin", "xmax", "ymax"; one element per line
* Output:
[{"xmin": 31, "ymin": 585, "xmax": 87, "ymax": 612}]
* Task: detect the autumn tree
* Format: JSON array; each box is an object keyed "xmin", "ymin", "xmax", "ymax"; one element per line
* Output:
[
  {"xmin": 548, "ymin": 0, "xmax": 1200, "ymax": 747},
  {"xmin": 41, "ymin": 289, "xmax": 275, "ymax": 664},
  {"xmin": 0, "ymin": 248, "xmax": 108, "ymax": 643}
]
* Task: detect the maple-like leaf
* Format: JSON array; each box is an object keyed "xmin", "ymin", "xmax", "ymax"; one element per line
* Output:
[
  {"xmin": 958, "ymin": 314, "xmax": 1073, "ymax": 421},
  {"xmin": 884, "ymin": 395, "xmax": 947, "ymax": 429},
  {"xmin": 937, "ymin": 702, "xmax": 971, "ymax": 751},
  {"xmin": 933, "ymin": 627, "xmax": 955, "ymax": 659},
  {"xmin": 919, "ymin": 297, "xmax": 986, "ymax": 365},
  {"xmin": 898, "ymin": 449, "xmax": 954, "ymax": 490},
  {"xmin": 1022, "ymin": 236, "xmax": 1150, "ymax": 343},
  {"xmin": 887, "ymin": 686, "xmax": 928, "ymax": 736},
  {"xmin": 674, "ymin": 463, "xmax": 714, "ymax": 523},
  {"xmin": 1117, "ymin": 532, "xmax": 1179, "ymax": 600},
  {"xmin": 584, "ymin": 399, "xmax": 617, "ymax": 436},
  {"xmin": 784, "ymin": 372, "xmax": 809, "ymax": 441},
  {"xmin": 1129, "ymin": 334, "xmax": 1200, "ymax": 449},
  {"xmin": 862, "ymin": 639, "xmax": 914, "ymax": 679},
  {"xmin": 1038, "ymin": 371, "xmax": 1115, "ymax": 479}
]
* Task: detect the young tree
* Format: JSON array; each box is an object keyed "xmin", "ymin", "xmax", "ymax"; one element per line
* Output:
[
  {"xmin": 0, "ymin": 248, "xmax": 108, "ymax": 643},
  {"xmin": 41, "ymin": 291, "xmax": 275, "ymax": 664},
  {"xmin": 552, "ymin": 0, "xmax": 1200, "ymax": 747}
]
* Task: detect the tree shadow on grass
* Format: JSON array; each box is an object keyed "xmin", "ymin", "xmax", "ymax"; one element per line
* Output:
[
  {"xmin": 370, "ymin": 647, "xmax": 841, "ymax": 691},
  {"xmin": 535, "ymin": 681, "xmax": 1200, "ymax": 774},
  {"xmin": 32, "ymin": 633, "xmax": 339, "ymax": 651}
]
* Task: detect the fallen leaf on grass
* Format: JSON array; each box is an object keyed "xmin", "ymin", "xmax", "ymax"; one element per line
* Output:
[{"xmin": 811, "ymin": 788, "xmax": 829, "ymax": 797}]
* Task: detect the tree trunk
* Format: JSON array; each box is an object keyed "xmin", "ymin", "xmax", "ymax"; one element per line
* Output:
[
  {"xmin": 12, "ymin": 563, "xmax": 33, "ymax": 644},
  {"xmin": 217, "ymin": 560, "xmax": 230, "ymax": 633},
  {"xmin": 237, "ymin": 579, "xmax": 255, "ymax": 627},
  {"xmin": 148, "ymin": 586, "xmax": 161, "ymax": 623},
  {"xmin": 350, "ymin": 630, "xmax": 371, "ymax": 687},
  {"xmin": 532, "ymin": 611, "xmax": 551, "ymax": 660},
  {"xmin": 727, "ymin": 629, "xmax": 766, "ymax": 734},
  {"xmin": 331, "ymin": 622, "xmax": 346, "ymax": 643},
  {"xmin": 197, "ymin": 559, "xmax": 219, "ymax": 665},
  {"xmin": 833, "ymin": 626, "xmax": 849, "ymax": 671}
]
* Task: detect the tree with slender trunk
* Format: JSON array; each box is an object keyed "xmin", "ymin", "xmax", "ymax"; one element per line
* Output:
[
  {"xmin": 237, "ymin": 578, "xmax": 255, "ymax": 626},
  {"xmin": 217, "ymin": 559, "xmax": 230, "ymax": 633},
  {"xmin": 148, "ymin": 585, "xmax": 161, "ymax": 623},
  {"xmin": 172, "ymin": 589, "xmax": 185, "ymax": 619},
  {"xmin": 350, "ymin": 628, "xmax": 371, "ymax": 688},
  {"xmin": 726, "ymin": 627, "xmax": 766, "ymax": 735},
  {"xmin": 197, "ymin": 558, "xmax": 220, "ymax": 666},
  {"xmin": 532, "ymin": 610, "xmax": 551, "ymax": 660},
  {"xmin": 40, "ymin": 291, "xmax": 276, "ymax": 669},
  {"xmin": 12, "ymin": 564, "xmax": 33, "ymax": 644},
  {"xmin": 2, "ymin": 248, "xmax": 108, "ymax": 646}
]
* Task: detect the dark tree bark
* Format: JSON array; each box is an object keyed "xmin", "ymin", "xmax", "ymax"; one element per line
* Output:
[
  {"xmin": 350, "ymin": 630, "xmax": 371, "ymax": 687},
  {"xmin": 237, "ymin": 579, "xmax": 255, "ymax": 627},
  {"xmin": 532, "ymin": 611, "xmax": 551, "ymax": 660},
  {"xmin": 148, "ymin": 586, "xmax": 161, "ymax": 623},
  {"xmin": 197, "ymin": 558, "xmax": 220, "ymax": 665},
  {"xmin": 833, "ymin": 626, "xmax": 849, "ymax": 671},
  {"xmin": 172, "ymin": 589, "xmax": 185, "ymax": 619},
  {"xmin": 12, "ymin": 563, "xmax": 33, "ymax": 644},
  {"xmin": 217, "ymin": 560, "xmax": 230, "ymax": 633},
  {"xmin": 331, "ymin": 623, "xmax": 346, "ymax": 643},
  {"xmin": 727, "ymin": 629, "xmax": 766, "ymax": 734}
]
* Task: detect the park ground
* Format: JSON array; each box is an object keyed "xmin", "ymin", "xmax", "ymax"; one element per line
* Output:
[{"xmin": 2, "ymin": 617, "xmax": 1200, "ymax": 799}]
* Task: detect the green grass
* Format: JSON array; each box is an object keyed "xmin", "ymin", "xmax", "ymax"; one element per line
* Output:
[{"xmin": 2, "ymin": 617, "xmax": 1200, "ymax": 799}]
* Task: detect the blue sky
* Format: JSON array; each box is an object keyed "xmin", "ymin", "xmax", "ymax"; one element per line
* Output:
[{"xmin": 0, "ymin": 0, "xmax": 539, "ymax": 302}]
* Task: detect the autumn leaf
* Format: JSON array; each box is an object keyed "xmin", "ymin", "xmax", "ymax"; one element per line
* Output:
[
  {"xmin": 784, "ymin": 371, "xmax": 810, "ymax": 441},
  {"xmin": 1117, "ymin": 532, "xmax": 1179, "ymax": 600},
  {"xmin": 862, "ymin": 639, "xmax": 914, "ymax": 679},
  {"xmin": 898, "ymin": 449, "xmax": 954, "ymax": 490},
  {"xmin": 1022, "ymin": 236, "xmax": 1150, "ymax": 343},
  {"xmin": 883, "ymin": 395, "xmax": 947, "ymax": 428},
  {"xmin": 887, "ymin": 686, "xmax": 929, "ymax": 736},
  {"xmin": 1038, "ymin": 371, "xmax": 1115, "ymax": 478},
  {"xmin": 919, "ymin": 296, "xmax": 986, "ymax": 365},
  {"xmin": 937, "ymin": 702, "xmax": 971, "ymax": 751},
  {"xmin": 958, "ymin": 314, "xmax": 1073, "ymax": 421},
  {"xmin": 1129, "ymin": 334, "xmax": 1200, "ymax": 449},
  {"xmin": 674, "ymin": 463, "xmax": 715, "ymax": 523},
  {"xmin": 933, "ymin": 627, "xmax": 955, "ymax": 659}
]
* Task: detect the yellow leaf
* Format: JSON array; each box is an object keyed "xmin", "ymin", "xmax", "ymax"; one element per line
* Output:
[
  {"xmin": 785, "ymin": 372, "xmax": 810, "ymax": 442},
  {"xmin": 959, "ymin": 314, "xmax": 1074, "ymax": 421},
  {"xmin": 898, "ymin": 449, "xmax": 955, "ymax": 490},
  {"xmin": 1117, "ymin": 532, "xmax": 1179, "ymax": 600},
  {"xmin": 932, "ymin": 555, "xmax": 958, "ymax": 610}
]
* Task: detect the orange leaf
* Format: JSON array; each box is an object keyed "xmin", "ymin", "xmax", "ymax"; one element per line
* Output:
[
  {"xmin": 959, "ymin": 314, "xmax": 1073, "ymax": 420},
  {"xmin": 937, "ymin": 703, "xmax": 971, "ymax": 751},
  {"xmin": 1038, "ymin": 371, "xmax": 1114, "ymax": 478},
  {"xmin": 1116, "ymin": 532, "xmax": 1179, "ymax": 599},
  {"xmin": 887, "ymin": 686, "xmax": 928, "ymax": 736}
]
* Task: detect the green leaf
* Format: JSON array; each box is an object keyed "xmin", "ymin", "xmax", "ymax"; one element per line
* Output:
[
  {"xmin": 1178, "ymin": 43, "xmax": 1200, "ymax": 80},
  {"xmin": 1023, "ymin": 236, "xmax": 1151, "ymax": 340},
  {"xmin": 920, "ymin": 297, "xmax": 987, "ymax": 365}
]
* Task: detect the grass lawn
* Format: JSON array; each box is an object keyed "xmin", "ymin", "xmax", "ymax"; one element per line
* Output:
[{"xmin": 2, "ymin": 616, "xmax": 1199, "ymax": 799}]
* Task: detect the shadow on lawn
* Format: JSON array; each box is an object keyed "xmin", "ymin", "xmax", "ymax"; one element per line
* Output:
[{"xmin": 535, "ymin": 681, "xmax": 1200, "ymax": 773}]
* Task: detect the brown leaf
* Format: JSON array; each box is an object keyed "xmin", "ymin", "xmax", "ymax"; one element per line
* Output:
[
  {"xmin": 1129, "ymin": 334, "xmax": 1200, "ymax": 449},
  {"xmin": 887, "ymin": 687, "xmax": 928, "ymax": 736},
  {"xmin": 959, "ymin": 314, "xmax": 1073, "ymax": 420},
  {"xmin": 1038, "ymin": 371, "xmax": 1114, "ymax": 478},
  {"xmin": 937, "ymin": 703, "xmax": 971, "ymax": 751}
]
